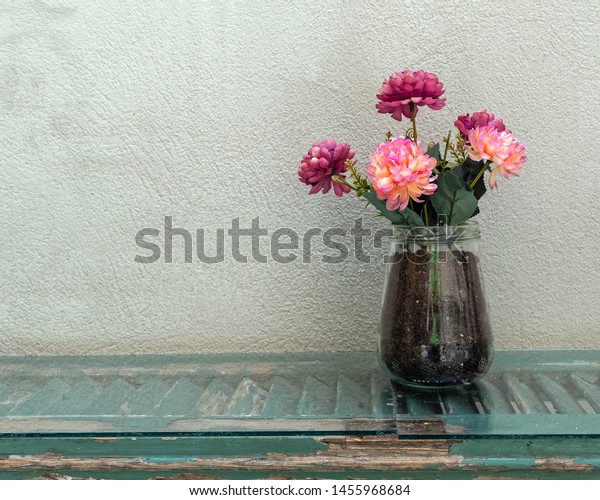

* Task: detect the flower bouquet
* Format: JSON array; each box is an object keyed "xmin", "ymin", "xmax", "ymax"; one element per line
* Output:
[{"xmin": 297, "ymin": 70, "xmax": 526, "ymax": 387}]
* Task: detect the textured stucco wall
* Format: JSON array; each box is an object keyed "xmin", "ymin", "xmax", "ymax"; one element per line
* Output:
[{"xmin": 1, "ymin": 0, "xmax": 599, "ymax": 355}]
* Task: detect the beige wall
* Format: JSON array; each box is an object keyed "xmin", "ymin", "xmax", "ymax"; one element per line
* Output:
[{"xmin": 1, "ymin": 0, "xmax": 599, "ymax": 354}]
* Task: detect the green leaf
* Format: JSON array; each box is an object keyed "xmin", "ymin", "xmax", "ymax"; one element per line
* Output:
[
  {"xmin": 451, "ymin": 157, "xmax": 487, "ymax": 200},
  {"xmin": 430, "ymin": 171, "xmax": 478, "ymax": 225},
  {"xmin": 426, "ymin": 143, "xmax": 441, "ymax": 161},
  {"xmin": 361, "ymin": 190, "xmax": 424, "ymax": 227}
]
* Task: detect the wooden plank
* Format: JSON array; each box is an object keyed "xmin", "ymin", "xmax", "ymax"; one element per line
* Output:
[
  {"xmin": 297, "ymin": 377, "xmax": 335, "ymax": 416},
  {"xmin": 502, "ymin": 374, "xmax": 549, "ymax": 414},
  {"xmin": 126, "ymin": 379, "xmax": 172, "ymax": 416},
  {"xmin": 44, "ymin": 379, "xmax": 102, "ymax": 416},
  {"xmin": 0, "ymin": 381, "xmax": 36, "ymax": 416},
  {"xmin": 476, "ymin": 379, "xmax": 514, "ymax": 414},
  {"xmin": 8, "ymin": 380, "xmax": 72, "ymax": 416},
  {"xmin": 84, "ymin": 380, "xmax": 136, "ymax": 416},
  {"xmin": 440, "ymin": 390, "xmax": 478, "ymax": 415},
  {"xmin": 569, "ymin": 373, "xmax": 600, "ymax": 413},
  {"xmin": 370, "ymin": 373, "xmax": 393, "ymax": 418},
  {"xmin": 260, "ymin": 377, "xmax": 301, "ymax": 417},
  {"xmin": 335, "ymin": 375, "xmax": 371, "ymax": 417},
  {"xmin": 195, "ymin": 379, "xmax": 235, "ymax": 416},
  {"xmin": 533, "ymin": 374, "xmax": 584, "ymax": 414},
  {"xmin": 0, "ymin": 351, "xmax": 598, "ymax": 437},
  {"xmin": 155, "ymin": 379, "xmax": 205, "ymax": 417},
  {"xmin": 1, "ymin": 437, "xmax": 599, "ymax": 476},
  {"xmin": 399, "ymin": 386, "xmax": 443, "ymax": 416},
  {"xmin": 226, "ymin": 378, "xmax": 268, "ymax": 416}
]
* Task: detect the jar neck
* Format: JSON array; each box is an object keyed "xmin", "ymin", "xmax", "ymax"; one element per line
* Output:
[{"xmin": 392, "ymin": 221, "xmax": 481, "ymax": 245}]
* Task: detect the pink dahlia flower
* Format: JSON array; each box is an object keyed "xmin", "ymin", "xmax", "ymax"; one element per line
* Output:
[
  {"xmin": 298, "ymin": 138, "xmax": 355, "ymax": 196},
  {"xmin": 376, "ymin": 70, "xmax": 446, "ymax": 121},
  {"xmin": 366, "ymin": 137, "xmax": 438, "ymax": 211},
  {"xmin": 455, "ymin": 110, "xmax": 509, "ymax": 142},
  {"xmin": 466, "ymin": 126, "xmax": 527, "ymax": 189}
]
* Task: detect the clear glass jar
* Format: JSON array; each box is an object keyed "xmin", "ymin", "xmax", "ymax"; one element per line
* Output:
[{"xmin": 377, "ymin": 221, "xmax": 493, "ymax": 387}]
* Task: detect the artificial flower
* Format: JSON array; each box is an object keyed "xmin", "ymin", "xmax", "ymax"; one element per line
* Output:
[
  {"xmin": 298, "ymin": 138, "xmax": 355, "ymax": 196},
  {"xmin": 455, "ymin": 110, "xmax": 508, "ymax": 142},
  {"xmin": 466, "ymin": 126, "xmax": 527, "ymax": 188},
  {"xmin": 376, "ymin": 70, "xmax": 446, "ymax": 121},
  {"xmin": 366, "ymin": 137, "xmax": 438, "ymax": 211}
]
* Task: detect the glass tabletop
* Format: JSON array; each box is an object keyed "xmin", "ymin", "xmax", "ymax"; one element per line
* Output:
[{"xmin": 0, "ymin": 351, "xmax": 598, "ymax": 438}]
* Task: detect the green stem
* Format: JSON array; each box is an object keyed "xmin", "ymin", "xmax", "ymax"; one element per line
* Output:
[
  {"xmin": 410, "ymin": 103, "xmax": 417, "ymax": 142},
  {"xmin": 442, "ymin": 130, "xmax": 451, "ymax": 167},
  {"xmin": 423, "ymin": 202, "xmax": 429, "ymax": 226},
  {"xmin": 429, "ymin": 245, "xmax": 440, "ymax": 345},
  {"xmin": 331, "ymin": 175, "xmax": 358, "ymax": 191},
  {"xmin": 469, "ymin": 161, "xmax": 489, "ymax": 189}
]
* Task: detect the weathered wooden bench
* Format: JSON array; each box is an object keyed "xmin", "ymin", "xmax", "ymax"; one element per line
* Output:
[{"xmin": 0, "ymin": 351, "xmax": 599, "ymax": 479}]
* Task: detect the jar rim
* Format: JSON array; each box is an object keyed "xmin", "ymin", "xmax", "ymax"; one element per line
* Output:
[{"xmin": 391, "ymin": 220, "xmax": 481, "ymax": 242}]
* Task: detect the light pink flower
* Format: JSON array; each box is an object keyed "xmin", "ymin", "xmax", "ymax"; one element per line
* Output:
[
  {"xmin": 376, "ymin": 70, "xmax": 446, "ymax": 122},
  {"xmin": 298, "ymin": 138, "xmax": 355, "ymax": 196},
  {"xmin": 455, "ymin": 110, "xmax": 509, "ymax": 142},
  {"xmin": 366, "ymin": 137, "xmax": 438, "ymax": 211},
  {"xmin": 466, "ymin": 126, "xmax": 527, "ymax": 189}
]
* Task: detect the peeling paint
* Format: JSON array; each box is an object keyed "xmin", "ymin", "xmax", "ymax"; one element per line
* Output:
[{"xmin": 1, "ymin": 435, "xmax": 599, "ymax": 478}]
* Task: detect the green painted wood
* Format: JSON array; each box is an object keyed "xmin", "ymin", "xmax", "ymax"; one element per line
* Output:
[
  {"xmin": 44, "ymin": 379, "xmax": 102, "ymax": 416},
  {"xmin": 8, "ymin": 380, "xmax": 71, "ymax": 416},
  {"xmin": 3, "ymin": 468, "xmax": 599, "ymax": 480},
  {"xmin": 127, "ymin": 379, "xmax": 172, "ymax": 415},
  {"xmin": 569, "ymin": 373, "xmax": 600, "ymax": 412},
  {"xmin": 0, "ymin": 381, "xmax": 36, "ymax": 417},
  {"xmin": 397, "ymin": 414, "xmax": 600, "ymax": 436},
  {"xmin": 0, "ymin": 351, "xmax": 598, "ymax": 437},
  {"xmin": 450, "ymin": 437, "xmax": 600, "ymax": 458},
  {"xmin": 195, "ymin": 379, "xmax": 236, "ymax": 416},
  {"xmin": 0, "ymin": 350, "xmax": 595, "ymax": 373},
  {"xmin": 0, "ymin": 435, "xmax": 598, "ymax": 461},
  {"xmin": 502, "ymin": 374, "xmax": 549, "ymax": 414},
  {"xmin": 155, "ymin": 379, "xmax": 205, "ymax": 417},
  {"xmin": 334, "ymin": 376, "xmax": 371, "ymax": 416},
  {"xmin": 440, "ymin": 389, "xmax": 479, "ymax": 415},
  {"xmin": 533, "ymin": 374, "xmax": 584, "ymax": 414},
  {"xmin": 297, "ymin": 377, "xmax": 336, "ymax": 416},
  {"xmin": 84, "ymin": 379, "xmax": 136, "ymax": 416},
  {"xmin": 226, "ymin": 378, "xmax": 268, "ymax": 416},
  {"xmin": 401, "ymin": 388, "xmax": 443, "ymax": 415},
  {"xmin": 487, "ymin": 350, "xmax": 600, "ymax": 371},
  {"xmin": 260, "ymin": 377, "xmax": 301, "ymax": 417},
  {"xmin": 0, "ymin": 435, "xmax": 599, "ymax": 479},
  {"xmin": 370, "ymin": 373, "xmax": 393, "ymax": 418},
  {"xmin": 0, "ymin": 436, "xmax": 329, "ymax": 459},
  {"xmin": 476, "ymin": 379, "xmax": 513, "ymax": 414},
  {"xmin": 0, "ymin": 351, "xmax": 599, "ymax": 479}
]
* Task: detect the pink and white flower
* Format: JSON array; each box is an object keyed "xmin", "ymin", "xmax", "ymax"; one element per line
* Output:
[
  {"xmin": 366, "ymin": 137, "xmax": 438, "ymax": 211},
  {"xmin": 466, "ymin": 126, "xmax": 527, "ymax": 189}
]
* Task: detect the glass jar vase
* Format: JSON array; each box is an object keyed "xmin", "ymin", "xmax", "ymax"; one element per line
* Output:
[{"xmin": 377, "ymin": 221, "xmax": 493, "ymax": 387}]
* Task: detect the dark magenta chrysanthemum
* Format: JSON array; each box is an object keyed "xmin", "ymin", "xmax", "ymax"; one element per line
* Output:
[
  {"xmin": 455, "ymin": 110, "xmax": 509, "ymax": 142},
  {"xmin": 376, "ymin": 70, "xmax": 446, "ymax": 121},
  {"xmin": 298, "ymin": 138, "xmax": 355, "ymax": 196}
]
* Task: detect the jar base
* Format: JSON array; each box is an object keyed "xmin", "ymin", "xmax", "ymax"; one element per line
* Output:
[
  {"xmin": 378, "ymin": 354, "xmax": 491, "ymax": 389},
  {"xmin": 388, "ymin": 375, "xmax": 482, "ymax": 390}
]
